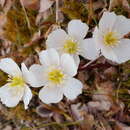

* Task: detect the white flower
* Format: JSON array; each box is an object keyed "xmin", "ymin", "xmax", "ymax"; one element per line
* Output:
[
  {"xmin": 0, "ymin": 58, "xmax": 34, "ymax": 109},
  {"xmin": 46, "ymin": 19, "xmax": 99, "ymax": 67},
  {"xmin": 93, "ymin": 11, "xmax": 130, "ymax": 63},
  {"xmin": 29, "ymin": 48, "xmax": 83, "ymax": 104}
]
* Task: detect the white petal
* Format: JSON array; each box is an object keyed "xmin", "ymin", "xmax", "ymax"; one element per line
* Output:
[
  {"xmin": 80, "ymin": 38, "xmax": 100, "ymax": 60},
  {"xmin": 100, "ymin": 39, "xmax": 130, "ymax": 64},
  {"xmin": 46, "ymin": 29, "xmax": 68, "ymax": 49},
  {"xmin": 39, "ymin": 48, "xmax": 60, "ymax": 66},
  {"xmin": 60, "ymin": 54, "xmax": 77, "ymax": 77},
  {"xmin": 100, "ymin": 44, "xmax": 117, "ymax": 63},
  {"xmin": 63, "ymin": 78, "xmax": 83, "ymax": 100},
  {"xmin": 29, "ymin": 64, "xmax": 47, "ymax": 87},
  {"xmin": 99, "ymin": 12, "xmax": 116, "ymax": 31},
  {"xmin": 0, "ymin": 83, "xmax": 24, "ymax": 108},
  {"xmin": 93, "ymin": 27, "xmax": 103, "ymax": 50},
  {"xmin": 68, "ymin": 19, "xmax": 89, "ymax": 40},
  {"xmin": 23, "ymin": 85, "xmax": 32, "ymax": 109},
  {"xmin": 114, "ymin": 15, "xmax": 130, "ymax": 37},
  {"xmin": 39, "ymin": 86, "xmax": 63, "ymax": 104},
  {"xmin": 99, "ymin": 43, "xmax": 121, "ymax": 64},
  {"xmin": 0, "ymin": 58, "xmax": 21, "ymax": 76},
  {"xmin": 21, "ymin": 63, "xmax": 42, "ymax": 88},
  {"xmin": 73, "ymin": 55, "xmax": 80, "ymax": 68},
  {"xmin": 112, "ymin": 39, "xmax": 130, "ymax": 63}
]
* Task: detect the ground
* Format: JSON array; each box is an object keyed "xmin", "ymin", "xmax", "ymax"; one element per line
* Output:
[{"xmin": 0, "ymin": 0, "xmax": 130, "ymax": 130}]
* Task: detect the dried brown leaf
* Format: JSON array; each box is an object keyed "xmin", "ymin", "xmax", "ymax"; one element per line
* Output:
[
  {"xmin": 0, "ymin": 0, "xmax": 5, "ymax": 7},
  {"xmin": 115, "ymin": 122, "xmax": 130, "ymax": 130},
  {"xmin": 21, "ymin": 0, "xmax": 40, "ymax": 10},
  {"xmin": 39, "ymin": 0, "xmax": 54, "ymax": 13}
]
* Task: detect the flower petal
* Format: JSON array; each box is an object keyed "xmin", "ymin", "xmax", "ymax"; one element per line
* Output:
[
  {"xmin": 0, "ymin": 83, "xmax": 24, "ymax": 107},
  {"xmin": 63, "ymin": 78, "xmax": 83, "ymax": 100},
  {"xmin": 100, "ymin": 44, "xmax": 117, "ymax": 63},
  {"xmin": 21, "ymin": 63, "xmax": 43, "ymax": 88},
  {"xmin": 73, "ymin": 55, "xmax": 80, "ymax": 67},
  {"xmin": 93, "ymin": 27, "xmax": 103, "ymax": 50},
  {"xmin": 29, "ymin": 64, "xmax": 48, "ymax": 87},
  {"xmin": 39, "ymin": 86, "xmax": 63, "ymax": 104},
  {"xmin": 114, "ymin": 15, "xmax": 130, "ymax": 37},
  {"xmin": 39, "ymin": 48, "xmax": 60, "ymax": 66},
  {"xmin": 0, "ymin": 58, "xmax": 21, "ymax": 76},
  {"xmin": 99, "ymin": 12, "xmax": 116, "ymax": 31},
  {"xmin": 112, "ymin": 39, "xmax": 130, "ymax": 63},
  {"xmin": 60, "ymin": 54, "xmax": 77, "ymax": 77},
  {"xmin": 100, "ymin": 39, "xmax": 130, "ymax": 64},
  {"xmin": 23, "ymin": 85, "xmax": 32, "ymax": 109},
  {"xmin": 80, "ymin": 38, "xmax": 100, "ymax": 60},
  {"xmin": 46, "ymin": 29, "xmax": 68, "ymax": 49},
  {"xmin": 68, "ymin": 19, "xmax": 88, "ymax": 40}
]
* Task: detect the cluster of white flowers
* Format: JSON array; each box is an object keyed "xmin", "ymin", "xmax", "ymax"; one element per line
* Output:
[{"xmin": 0, "ymin": 12, "xmax": 130, "ymax": 109}]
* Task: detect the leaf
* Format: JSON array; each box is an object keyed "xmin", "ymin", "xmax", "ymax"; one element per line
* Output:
[
  {"xmin": 0, "ymin": 0, "xmax": 5, "ymax": 7},
  {"xmin": 39, "ymin": 0, "xmax": 54, "ymax": 13},
  {"xmin": 21, "ymin": 0, "xmax": 39, "ymax": 10}
]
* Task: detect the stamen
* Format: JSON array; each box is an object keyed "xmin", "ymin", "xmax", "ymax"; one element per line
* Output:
[
  {"xmin": 63, "ymin": 40, "xmax": 78, "ymax": 54},
  {"xmin": 103, "ymin": 32, "xmax": 118, "ymax": 46},
  {"xmin": 8, "ymin": 76, "xmax": 25, "ymax": 87},
  {"xmin": 48, "ymin": 69, "xmax": 64, "ymax": 84}
]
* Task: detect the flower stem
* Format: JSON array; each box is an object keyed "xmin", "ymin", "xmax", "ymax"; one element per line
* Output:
[
  {"xmin": 80, "ymin": 55, "xmax": 102, "ymax": 69},
  {"xmin": 56, "ymin": 0, "xmax": 59, "ymax": 24}
]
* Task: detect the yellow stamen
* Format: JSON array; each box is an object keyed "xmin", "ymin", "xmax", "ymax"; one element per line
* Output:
[
  {"xmin": 8, "ymin": 76, "xmax": 25, "ymax": 87},
  {"xmin": 48, "ymin": 69, "xmax": 64, "ymax": 84},
  {"xmin": 63, "ymin": 40, "xmax": 78, "ymax": 54},
  {"xmin": 103, "ymin": 32, "xmax": 118, "ymax": 46}
]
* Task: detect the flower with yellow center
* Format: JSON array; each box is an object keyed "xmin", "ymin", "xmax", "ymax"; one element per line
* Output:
[
  {"xmin": 103, "ymin": 32, "xmax": 118, "ymax": 46},
  {"xmin": 29, "ymin": 49, "xmax": 83, "ymax": 104},
  {"xmin": 63, "ymin": 40, "xmax": 78, "ymax": 54},
  {"xmin": 46, "ymin": 19, "xmax": 99, "ymax": 67},
  {"xmin": 8, "ymin": 76, "xmax": 25, "ymax": 87},
  {"xmin": 93, "ymin": 11, "xmax": 130, "ymax": 63},
  {"xmin": 0, "ymin": 58, "xmax": 34, "ymax": 109},
  {"xmin": 48, "ymin": 69, "xmax": 64, "ymax": 84}
]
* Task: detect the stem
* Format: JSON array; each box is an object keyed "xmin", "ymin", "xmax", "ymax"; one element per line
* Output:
[
  {"xmin": 87, "ymin": 0, "xmax": 93, "ymax": 24},
  {"xmin": 20, "ymin": 0, "xmax": 31, "ymax": 30},
  {"xmin": 56, "ymin": 0, "xmax": 59, "ymax": 24},
  {"xmin": 116, "ymin": 81, "xmax": 121, "ymax": 103},
  {"xmin": 23, "ymin": 35, "xmax": 44, "ymax": 48},
  {"xmin": 81, "ymin": 55, "xmax": 101, "ymax": 69},
  {"xmin": 33, "ymin": 120, "xmax": 83, "ymax": 129}
]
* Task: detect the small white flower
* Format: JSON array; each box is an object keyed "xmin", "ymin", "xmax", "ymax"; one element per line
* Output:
[
  {"xmin": 0, "ymin": 58, "xmax": 34, "ymax": 109},
  {"xmin": 46, "ymin": 19, "xmax": 99, "ymax": 67},
  {"xmin": 29, "ymin": 48, "xmax": 83, "ymax": 104},
  {"xmin": 93, "ymin": 11, "xmax": 130, "ymax": 63}
]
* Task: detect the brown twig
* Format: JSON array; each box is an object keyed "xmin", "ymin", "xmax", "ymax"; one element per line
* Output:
[
  {"xmin": 23, "ymin": 35, "xmax": 45, "ymax": 48},
  {"xmin": 87, "ymin": 0, "xmax": 94, "ymax": 24},
  {"xmin": 79, "ymin": 61, "xmax": 112, "ymax": 71}
]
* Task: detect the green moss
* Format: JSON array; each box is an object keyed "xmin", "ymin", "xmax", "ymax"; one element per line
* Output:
[
  {"xmin": 0, "ymin": 71, "xmax": 8, "ymax": 86},
  {"xmin": 118, "ymin": 61, "xmax": 130, "ymax": 108},
  {"xmin": 61, "ymin": 0, "xmax": 88, "ymax": 22},
  {"xmin": 3, "ymin": 0, "xmax": 38, "ymax": 45},
  {"xmin": 118, "ymin": 89, "xmax": 130, "ymax": 108},
  {"xmin": 112, "ymin": 6, "xmax": 128, "ymax": 16}
]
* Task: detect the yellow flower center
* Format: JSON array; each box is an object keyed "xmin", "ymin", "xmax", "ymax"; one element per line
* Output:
[
  {"xmin": 103, "ymin": 32, "xmax": 118, "ymax": 46},
  {"xmin": 8, "ymin": 76, "xmax": 25, "ymax": 87},
  {"xmin": 48, "ymin": 69, "xmax": 64, "ymax": 84},
  {"xmin": 63, "ymin": 40, "xmax": 78, "ymax": 54}
]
